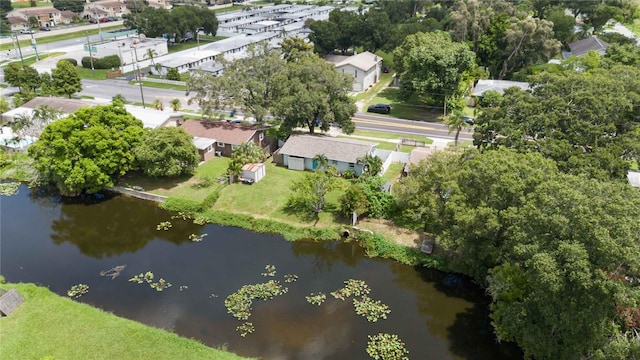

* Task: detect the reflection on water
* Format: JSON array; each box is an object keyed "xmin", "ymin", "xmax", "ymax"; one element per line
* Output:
[{"xmin": 0, "ymin": 185, "xmax": 521, "ymax": 360}]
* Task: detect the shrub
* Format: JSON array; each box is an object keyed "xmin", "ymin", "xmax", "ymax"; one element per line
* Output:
[
  {"xmin": 166, "ymin": 68, "xmax": 180, "ymax": 81},
  {"xmin": 342, "ymin": 169, "xmax": 356, "ymax": 179},
  {"xmin": 81, "ymin": 55, "xmax": 121, "ymax": 70},
  {"xmin": 162, "ymin": 197, "xmax": 204, "ymax": 214},
  {"xmin": 58, "ymin": 58, "xmax": 78, "ymax": 66}
]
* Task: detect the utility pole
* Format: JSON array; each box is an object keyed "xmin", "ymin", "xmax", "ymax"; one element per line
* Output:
[
  {"xmin": 13, "ymin": 33, "xmax": 25, "ymax": 66},
  {"xmin": 29, "ymin": 32, "xmax": 40, "ymax": 61},
  {"xmin": 131, "ymin": 45, "xmax": 146, "ymax": 108},
  {"xmin": 85, "ymin": 31, "xmax": 95, "ymax": 77}
]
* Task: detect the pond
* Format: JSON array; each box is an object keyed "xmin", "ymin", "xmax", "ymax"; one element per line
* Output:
[{"xmin": 0, "ymin": 185, "xmax": 521, "ymax": 359}]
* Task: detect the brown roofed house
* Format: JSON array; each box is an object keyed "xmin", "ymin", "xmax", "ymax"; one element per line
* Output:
[{"xmin": 180, "ymin": 120, "xmax": 268, "ymax": 161}]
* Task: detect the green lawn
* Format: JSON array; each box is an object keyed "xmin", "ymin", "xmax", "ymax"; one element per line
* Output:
[
  {"xmin": 214, "ymin": 161, "xmax": 350, "ymax": 227},
  {"xmin": 133, "ymin": 81, "xmax": 187, "ymax": 91},
  {"xmin": 0, "ymin": 25, "xmax": 124, "ymax": 51},
  {"xmin": 120, "ymin": 157, "xmax": 231, "ymax": 201},
  {"xmin": 623, "ymin": 18, "xmax": 640, "ymax": 37},
  {"xmin": 5, "ymin": 52, "xmax": 64, "ymax": 67},
  {"xmin": 213, "ymin": 5, "xmax": 247, "ymax": 13},
  {"xmin": 75, "ymin": 66, "xmax": 111, "ymax": 80},
  {"xmin": 366, "ymin": 87, "xmax": 442, "ymax": 122},
  {"xmin": 0, "ymin": 281, "xmax": 248, "ymax": 360},
  {"xmin": 353, "ymin": 72, "xmax": 394, "ymax": 102},
  {"xmin": 349, "ymin": 130, "xmax": 433, "ymax": 144},
  {"xmin": 383, "ymin": 162, "xmax": 405, "ymax": 183},
  {"xmin": 10, "ymin": 1, "xmax": 50, "ymax": 7}
]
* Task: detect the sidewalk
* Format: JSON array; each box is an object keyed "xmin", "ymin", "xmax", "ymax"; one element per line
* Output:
[{"xmin": 326, "ymin": 126, "xmax": 451, "ymax": 150}]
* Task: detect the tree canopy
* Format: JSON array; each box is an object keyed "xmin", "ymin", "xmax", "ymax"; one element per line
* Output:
[
  {"xmin": 272, "ymin": 53, "xmax": 356, "ymax": 135},
  {"xmin": 52, "ymin": 0, "xmax": 85, "ymax": 13},
  {"xmin": 393, "ymin": 31, "xmax": 476, "ymax": 101},
  {"xmin": 132, "ymin": 126, "xmax": 199, "ymax": 178},
  {"xmin": 28, "ymin": 103, "xmax": 144, "ymax": 196},
  {"xmin": 473, "ymin": 65, "xmax": 640, "ymax": 181},
  {"xmin": 394, "ymin": 148, "xmax": 640, "ymax": 359},
  {"xmin": 127, "ymin": 5, "xmax": 218, "ymax": 40},
  {"xmin": 51, "ymin": 60, "xmax": 82, "ymax": 99}
]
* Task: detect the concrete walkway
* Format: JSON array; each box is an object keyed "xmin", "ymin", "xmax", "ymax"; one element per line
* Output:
[{"xmin": 326, "ymin": 126, "xmax": 452, "ymax": 150}]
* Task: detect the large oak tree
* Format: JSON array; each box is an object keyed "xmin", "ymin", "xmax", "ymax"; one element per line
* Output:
[{"xmin": 28, "ymin": 103, "xmax": 144, "ymax": 196}]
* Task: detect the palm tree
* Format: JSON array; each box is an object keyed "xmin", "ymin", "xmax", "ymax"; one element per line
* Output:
[
  {"xmin": 154, "ymin": 63, "xmax": 163, "ymax": 77},
  {"xmin": 227, "ymin": 161, "xmax": 242, "ymax": 183},
  {"xmin": 312, "ymin": 154, "xmax": 329, "ymax": 171},
  {"xmin": 445, "ymin": 110, "xmax": 471, "ymax": 146},
  {"xmin": 169, "ymin": 98, "xmax": 181, "ymax": 112},
  {"xmin": 152, "ymin": 99, "xmax": 164, "ymax": 111},
  {"xmin": 357, "ymin": 154, "xmax": 383, "ymax": 177},
  {"xmin": 144, "ymin": 48, "xmax": 158, "ymax": 68}
]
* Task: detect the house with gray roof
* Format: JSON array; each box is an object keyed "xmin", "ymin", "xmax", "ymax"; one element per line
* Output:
[
  {"xmin": 325, "ymin": 51, "xmax": 382, "ymax": 92},
  {"xmin": 471, "ymin": 79, "xmax": 530, "ymax": 97},
  {"xmin": 562, "ymin": 36, "xmax": 610, "ymax": 59},
  {"xmin": 276, "ymin": 135, "xmax": 378, "ymax": 176}
]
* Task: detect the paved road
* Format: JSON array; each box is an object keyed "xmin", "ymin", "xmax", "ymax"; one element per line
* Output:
[
  {"xmin": 80, "ymin": 79, "xmax": 197, "ymax": 109},
  {"xmin": 353, "ymin": 112, "xmax": 474, "ymax": 141}
]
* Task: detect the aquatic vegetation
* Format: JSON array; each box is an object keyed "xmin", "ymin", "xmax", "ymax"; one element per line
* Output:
[
  {"xmin": 171, "ymin": 212, "xmax": 192, "ymax": 221},
  {"xmin": 129, "ymin": 271, "xmax": 154, "ymax": 284},
  {"xmin": 67, "ymin": 284, "xmax": 89, "ymax": 298},
  {"xmin": 156, "ymin": 221, "xmax": 172, "ymax": 231},
  {"xmin": 330, "ymin": 279, "xmax": 371, "ymax": 300},
  {"xmin": 129, "ymin": 271, "xmax": 171, "ymax": 291},
  {"xmin": 236, "ymin": 322, "xmax": 255, "ymax": 337},
  {"xmin": 366, "ymin": 333, "xmax": 409, "ymax": 360},
  {"xmin": 284, "ymin": 274, "xmax": 298, "ymax": 283},
  {"xmin": 224, "ymin": 280, "xmax": 288, "ymax": 321},
  {"xmin": 305, "ymin": 292, "xmax": 326, "ymax": 306},
  {"xmin": 261, "ymin": 264, "xmax": 276, "ymax": 277},
  {"xmin": 0, "ymin": 182, "xmax": 19, "ymax": 196},
  {"xmin": 150, "ymin": 278, "xmax": 172, "ymax": 292},
  {"xmin": 353, "ymin": 296, "xmax": 390, "ymax": 322},
  {"xmin": 188, "ymin": 233, "xmax": 207, "ymax": 242},
  {"xmin": 99, "ymin": 265, "xmax": 126, "ymax": 280}
]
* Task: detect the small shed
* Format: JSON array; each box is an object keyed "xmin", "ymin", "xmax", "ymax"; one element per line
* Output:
[
  {"xmin": 0, "ymin": 288, "xmax": 24, "ymax": 316},
  {"xmin": 241, "ymin": 163, "xmax": 266, "ymax": 184}
]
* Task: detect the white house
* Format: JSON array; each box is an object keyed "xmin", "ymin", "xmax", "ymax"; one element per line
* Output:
[
  {"xmin": 276, "ymin": 135, "xmax": 378, "ymax": 176},
  {"xmin": 325, "ymin": 52, "xmax": 382, "ymax": 93}
]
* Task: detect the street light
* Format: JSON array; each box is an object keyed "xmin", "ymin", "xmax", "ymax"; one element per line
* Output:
[
  {"xmin": 131, "ymin": 44, "xmax": 146, "ymax": 108},
  {"xmin": 29, "ymin": 32, "xmax": 40, "ymax": 61}
]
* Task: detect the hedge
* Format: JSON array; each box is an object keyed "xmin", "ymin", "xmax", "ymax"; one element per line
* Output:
[
  {"xmin": 58, "ymin": 58, "xmax": 78, "ymax": 66},
  {"xmin": 81, "ymin": 55, "xmax": 121, "ymax": 70}
]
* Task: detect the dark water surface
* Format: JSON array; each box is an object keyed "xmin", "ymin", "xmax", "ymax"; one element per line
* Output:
[{"xmin": 0, "ymin": 186, "xmax": 521, "ymax": 359}]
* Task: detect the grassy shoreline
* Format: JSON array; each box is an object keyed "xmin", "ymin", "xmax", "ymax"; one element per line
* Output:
[{"xmin": 0, "ymin": 280, "xmax": 249, "ymax": 360}]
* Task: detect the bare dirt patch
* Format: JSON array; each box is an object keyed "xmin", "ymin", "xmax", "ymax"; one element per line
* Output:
[{"xmin": 356, "ymin": 219, "xmax": 423, "ymax": 248}]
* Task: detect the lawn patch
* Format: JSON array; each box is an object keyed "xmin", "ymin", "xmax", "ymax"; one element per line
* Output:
[
  {"xmin": 0, "ymin": 281, "xmax": 247, "ymax": 360},
  {"xmin": 366, "ymin": 87, "xmax": 442, "ymax": 121},
  {"xmin": 120, "ymin": 157, "xmax": 230, "ymax": 201}
]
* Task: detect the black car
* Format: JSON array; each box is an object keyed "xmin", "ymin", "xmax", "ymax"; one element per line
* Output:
[
  {"xmin": 367, "ymin": 104, "xmax": 391, "ymax": 114},
  {"xmin": 39, "ymin": 27, "xmax": 51, "ymax": 31},
  {"xmin": 463, "ymin": 116, "xmax": 475, "ymax": 125},
  {"xmin": 382, "ymin": 65, "xmax": 390, "ymax": 73}
]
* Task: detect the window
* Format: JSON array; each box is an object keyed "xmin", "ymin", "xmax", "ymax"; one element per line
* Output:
[
  {"xmin": 206, "ymin": 145, "xmax": 213, "ymax": 153},
  {"xmin": 349, "ymin": 163, "xmax": 355, "ymax": 168},
  {"xmin": 259, "ymin": 133, "xmax": 264, "ymax": 141},
  {"xmin": 354, "ymin": 70, "xmax": 358, "ymax": 78},
  {"xmin": 231, "ymin": 145, "xmax": 237, "ymax": 151},
  {"xmin": 217, "ymin": 142, "xmax": 225, "ymax": 147}
]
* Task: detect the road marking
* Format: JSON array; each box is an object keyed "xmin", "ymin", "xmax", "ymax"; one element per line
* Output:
[{"xmin": 352, "ymin": 117, "xmax": 436, "ymax": 130}]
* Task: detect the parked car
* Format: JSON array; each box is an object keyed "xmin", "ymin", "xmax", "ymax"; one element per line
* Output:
[
  {"xmin": 367, "ymin": 104, "xmax": 391, "ymax": 114},
  {"xmin": 463, "ymin": 116, "xmax": 475, "ymax": 125},
  {"xmin": 39, "ymin": 27, "xmax": 51, "ymax": 31},
  {"xmin": 107, "ymin": 17, "xmax": 119, "ymax": 22},
  {"xmin": 99, "ymin": 17, "xmax": 109, "ymax": 23},
  {"xmin": 382, "ymin": 65, "xmax": 390, "ymax": 73},
  {"xmin": 89, "ymin": 18, "xmax": 98, "ymax": 24},
  {"xmin": 19, "ymin": 29, "xmax": 35, "ymax": 34}
]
